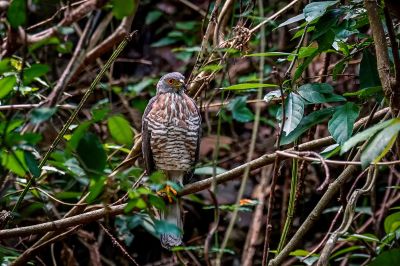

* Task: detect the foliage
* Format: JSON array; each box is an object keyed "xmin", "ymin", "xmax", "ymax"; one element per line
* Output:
[{"xmin": 1, "ymin": 0, "xmax": 400, "ymax": 265}]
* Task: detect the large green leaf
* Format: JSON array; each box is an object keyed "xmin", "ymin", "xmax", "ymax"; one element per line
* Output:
[
  {"xmin": 303, "ymin": 1, "xmax": 338, "ymax": 22},
  {"xmin": 227, "ymin": 96, "xmax": 254, "ymax": 123},
  {"xmin": 1, "ymin": 150, "xmax": 27, "ymax": 177},
  {"xmin": 280, "ymin": 93, "xmax": 305, "ymax": 136},
  {"xmin": 341, "ymin": 119, "xmax": 397, "ymax": 154},
  {"xmin": 328, "ymin": 103, "xmax": 360, "ymax": 145},
  {"xmin": 360, "ymin": 50, "xmax": 381, "ymax": 89},
  {"xmin": 67, "ymin": 121, "xmax": 92, "ymax": 152},
  {"xmin": 298, "ymin": 83, "xmax": 328, "ymax": 103},
  {"xmin": 0, "ymin": 76, "xmax": 17, "ymax": 99},
  {"xmin": 369, "ymin": 249, "xmax": 400, "ymax": 266},
  {"xmin": 76, "ymin": 132, "xmax": 107, "ymax": 175},
  {"xmin": 30, "ymin": 107, "xmax": 57, "ymax": 124},
  {"xmin": 23, "ymin": 64, "xmax": 49, "ymax": 85},
  {"xmin": 280, "ymin": 107, "xmax": 336, "ymax": 145},
  {"xmin": 107, "ymin": 115, "xmax": 134, "ymax": 146},
  {"xmin": 7, "ymin": 0, "xmax": 27, "ymax": 28},
  {"xmin": 384, "ymin": 212, "xmax": 400, "ymax": 234},
  {"xmin": 360, "ymin": 121, "xmax": 400, "ymax": 168},
  {"xmin": 0, "ymin": 58, "xmax": 12, "ymax": 75}
]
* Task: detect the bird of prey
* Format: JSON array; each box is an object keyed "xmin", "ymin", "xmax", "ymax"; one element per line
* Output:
[{"xmin": 141, "ymin": 72, "xmax": 201, "ymax": 249}]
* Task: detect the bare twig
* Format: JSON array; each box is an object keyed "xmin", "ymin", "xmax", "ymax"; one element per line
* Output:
[
  {"xmin": 46, "ymin": 16, "xmax": 94, "ymax": 107},
  {"xmin": 317, "ymin": 166, "xmax": 378, "ymax": 265},
  {"xmin": 99, "ymin": 223, "xmax": 139, "ymax": 266}
]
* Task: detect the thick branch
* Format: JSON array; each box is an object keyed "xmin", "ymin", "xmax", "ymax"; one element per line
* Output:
[
  {"xmin": 0, "ymin": 204, "xmax": 126, "ymax": 239},
  {"xmin": 365, "ymin": 0, "xmax": 400, "ymax": 111}
]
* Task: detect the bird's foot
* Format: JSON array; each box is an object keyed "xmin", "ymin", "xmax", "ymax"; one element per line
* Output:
[{"xmin": 157, "ymin": 185, "xmax": 178, "ymax": 204}]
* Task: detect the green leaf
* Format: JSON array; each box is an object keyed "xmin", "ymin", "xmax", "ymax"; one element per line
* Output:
[
  {"xmin": 227, "ymin": 96, "xmax": 254, "ymax": 123},
  {"xmin": 107, "ymin": 115, "xmax": 134, "ymax": 146},
  {"xmin": 303, "ymin": 1, "xmax": 338, "ymax": 22},
  {"xmin": 298, "ymin": 46, "xmax": 319, "ymax": 59},
  {"xmin": 328, "ymin": 103, "xmax": 360, "ymax": 145},
  {"xmin": 346, "ymin": 233, "xmax": 379, "ymax": 243},
  {"xmin": 30, "ymin": 107, "xmax": 57, "ymax": 124},
  {"xmin": 111, "ymin": 0, "xmax": 136, "ymax": 19},
  {"xmin": 360, "ymin": 121, "xmax": 400, "ymax": 168},
  {"xmin": 148, "ymin": 194, "xmax": 166, "ymax": 210},
  {"xmin": 369, "ymin": 249, "xmax": 400, "ymax": 266},
  {"xmin": 384, "ymin": 212, "xmax": 400, "ymax": 234},
  {"xmin": 263, "ymin": 90, "xmax": 282, "ymax": 103},
  {"xmin": 298, "ymin": 83, "xmax": 346, "ymax": 104},
  {"xmin": 222, "ymin": 83, "xmax": 278, "ymax": 90},
  {"xmin": 24, "ymin": 151, "xmax": 40, "ymax": 178},
  {"xmin": 23, "ymin": 64, "xmax": 49, "ymax": 85},
  {"xmin": 87, "ymin": 176, "xmax": 107, "ymax": 203},
  {"xmin": 76, "ymin": 132, "xmax": 107, "ymax": 175},
  {"xmin": 7, "ymin": 0, "xmax": 27, "ymax": 28},
  {"xmin": 320, "ymin": 143, "xmax": 340, "ymax": 158},
  {"xmin": 293, "ymin": 49, "xmax": 319, "ymax": 81},
  {"xmin": 280, "ymin": 107, "xmax": 336, "ymax": 145},
  {"xmin": 312, "ymin": 10, "xmax": 340, "ymax": 40},
  {"xmin": 341, "ymin": 119, "xmax": 396, "ymax": 154},
  {"xmin": 360, "ymin": 50, "xmax": 381, "ymax": 89},
  {"xmin": 281, "ymin": 93, "xmax": 305, "ymax": 136},
  {"xmin": 154, "ymin": 220, "xmax": 182, "ymax": 237},
  {"xmin": 0, "ymin": 75, "xmax": 17, "ymax": 99},
  {"xmin": 277, "ymin": 14, "xmax": 305, "ymax": 28},
  {"xmin": 1, "ymin": 150, "xmax": 27, "ymax": 177},
  {"xmin": 343, "ymin": 86, "xmax": 383, "ymax": 99},
  {"xmin": 67, "ymin": 121, "xmax": 92, "ymax": 152},
  {"xmin": 298, "ymin": 83, "xmax": 327, "ymax": 103},
  {"xmin": 0, "ymin": 58, "xmax": 12, "ymax": 75},
  {"xmin": 330, "ymin": 245, "xmax": 365, "ymax": 259}
]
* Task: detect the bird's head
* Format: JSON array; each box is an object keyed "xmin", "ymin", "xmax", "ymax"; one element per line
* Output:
[{"xmin": 157, "ymin": 72, "xmax": 186, "ymax": 94}]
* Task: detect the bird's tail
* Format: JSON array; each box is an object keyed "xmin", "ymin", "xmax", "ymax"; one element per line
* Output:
[{"xmin": 160, "ymin": 200, "xmax": 183, "ymax": 249}]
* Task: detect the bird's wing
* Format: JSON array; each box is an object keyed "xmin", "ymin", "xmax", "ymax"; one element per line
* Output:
[
  {"xmin": 183, "ymin": 97, "xmax": 202, "ymax": 184},
  {"xmin": 142, "ymin": 96, "xmax": 157, "ymax": 175}
]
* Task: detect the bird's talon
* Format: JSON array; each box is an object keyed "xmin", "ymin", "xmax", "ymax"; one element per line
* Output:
[{"xmin": 157, "ymin": 185, "xmax": 178, "ymax": 204}]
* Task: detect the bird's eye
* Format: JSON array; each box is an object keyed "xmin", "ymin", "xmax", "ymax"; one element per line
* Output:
[{"xmin": 167, "ymin": 79, "xmax": 174, "ymax": 84}]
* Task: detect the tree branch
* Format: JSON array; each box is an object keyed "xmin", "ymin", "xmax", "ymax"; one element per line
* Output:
[
  {"xmin": 0, "ymin": 108, "xmax": 389, "ymax": 241},
  {"xmin": 364, "ymin": 0, "xmax": 400, "ymax": 112}
]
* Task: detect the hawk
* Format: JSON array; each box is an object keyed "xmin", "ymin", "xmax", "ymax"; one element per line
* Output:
[{"xmin": 142, "ymin": 72, "xmax": 201, "ymax": 249}]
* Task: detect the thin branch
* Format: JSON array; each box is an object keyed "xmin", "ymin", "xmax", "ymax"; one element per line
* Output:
[
  {"xmin": 317, "ymin": 166, "xmax": 378, "ymax": 265},
  {"xmin": 250, "ymin": 0, "xmax": 302, "ymax": 33}
]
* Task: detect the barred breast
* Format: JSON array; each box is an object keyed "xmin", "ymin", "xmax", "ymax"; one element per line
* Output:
[{"xmin": 145, "ymin": 93, "xmax": 200, "ymax": 171}]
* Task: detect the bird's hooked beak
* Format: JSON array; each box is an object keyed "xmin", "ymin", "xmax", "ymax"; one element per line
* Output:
[{"xmin": 179, "ymin": 79, "xmax": 187, "ymax": 91}]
